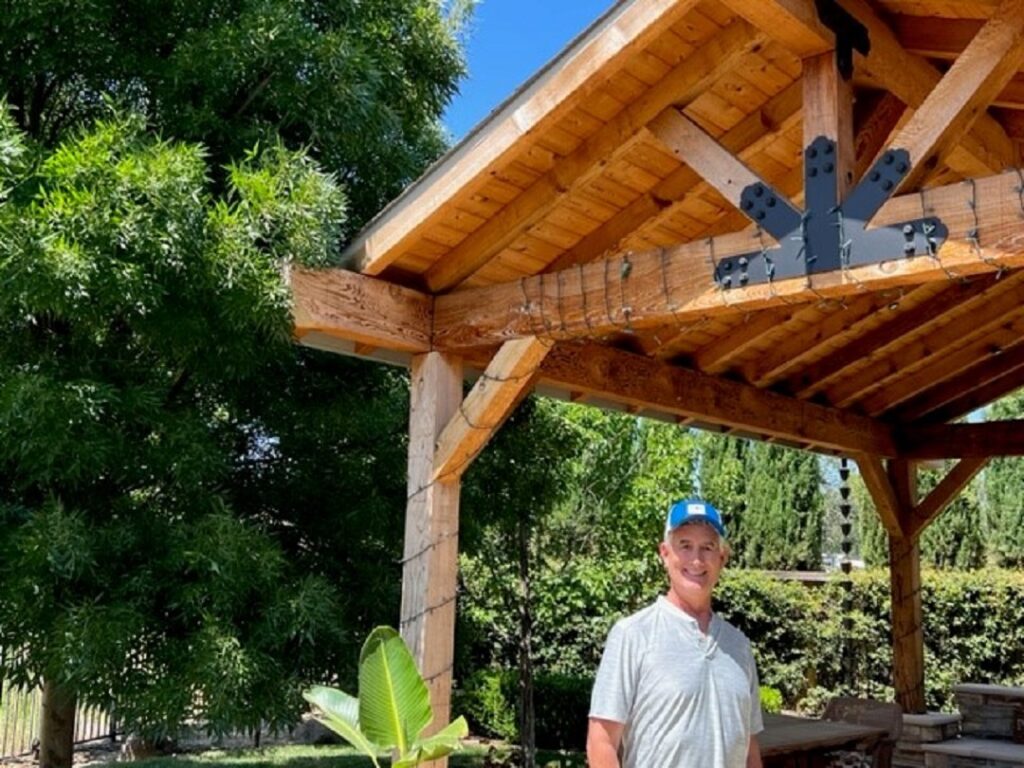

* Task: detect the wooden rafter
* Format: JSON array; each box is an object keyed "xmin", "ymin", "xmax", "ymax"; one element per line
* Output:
[
  {"xmin": 432, "ymin": 338, "xmax": 551, "ymax": 482},
  {"xmin": 536, "ymin": 343, "xmax": 897, "ymax": 456},
  {"xmin": 838, "ymin": 0, "xmax": 1015, "ymax": 176},
  {"xmin": 431, "ymin": 170, "xmax": 1024, "ymax": 351},
  {"xmin": 546, "ymin": 76, "xmax": 803, "ymax": 273},
  {"xmin": 341, "ymin": 0, "xmax": 703, "ymax": 277},
  {"xmin": 718, "ymin": 0, "xmax": 1014, "ymax": 177},
  {"xmin": 743, "ymin": 289, "xmax": 903, "ymax": 388},
  {"xmin": 785, "ymin": 276, "xmax": 999, "ymax": 399},
  {"xmin": 886, "ymin": 0, "xmax": 1024, "ymax": 191},
  {"xmin": 423, "ymin": 19, "xmax": 762, "ymax": 292},
  {"xmin": 899, "ymin": 421, "xmax": 1024, "ymax": 459},
  {"xmin": 905, "ymin": 457, "xmax": 989, "ymax": 538},
  {"xmin": 893, "ymin": 341, "xmax": 1024, "ymax": 422},
  {"xmin": 859, "ymin": 310, "xmax": 1024, "ymax": 414},
  {"xmin": 688, "ymin": 304, "xmax": 801, "ymax": 372},
  {"xmin": 919, "ymin": 358, "xmax": 1024, "ymax": 424},
  {"xmin": 646, "ymin": 108, "xmax": 799, "ymax": 236},
  {"xmin": 852, "ymin": 454, "xmax": 906, "ymax": 538}
]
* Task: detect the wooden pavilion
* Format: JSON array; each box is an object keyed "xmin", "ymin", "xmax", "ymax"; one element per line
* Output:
[{"xmin": 288, "ymin": 0, "xmax": 1024, "ymax": 749}]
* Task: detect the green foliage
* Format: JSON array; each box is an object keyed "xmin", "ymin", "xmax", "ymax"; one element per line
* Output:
[
  {"xmin": 759, "ymin": 687, "xmax": 783, "ymax": 714},
  {"xmin": 453, "ymin": 669, "xmax": 590, "ymax": 751},
  {"xmin": 984, "ymin": 391, "xmax": 1024, "ymax": 566},
  {"xmin": 0, "ymin": 0, "xmax": 470, "ymax": 228},
  {"xmin": 304, "ymin": 628, "xmax": 468, "ymax": 768},
  {"xmin": 697, "ymin": 435, "xmax": 824, "ymax": 569},
  {"xmin": 0, "ymin": 109, "xmax": 351, "ymax": 737}
]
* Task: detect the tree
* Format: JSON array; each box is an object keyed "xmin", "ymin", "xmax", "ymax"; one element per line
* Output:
[
  {"xmin": 0, "ymin": 0, "xmax": 469, "ymax": 228},
  {"xmin": 0, "ymin": 1, "xmax": 469, "ymax": 760},
  {"xmin": 0, "ymin": 110, "xmax": 349, "ymax": 752},
  {"xmin": 983, "ymin": 392, "xmax": 1024, "ymax": 566},
  {"xmin": 696, "ymin": 435, "xmax": 824, "ymax": 569}
]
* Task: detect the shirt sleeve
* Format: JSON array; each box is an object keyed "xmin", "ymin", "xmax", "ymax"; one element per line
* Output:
[
  {"xmin": 748, "ymin": 646, "xmax": 765, "ymax": 735},
  {"xmin": 589, "ymin": 620, "xmax": 636, "ymax": 724}
]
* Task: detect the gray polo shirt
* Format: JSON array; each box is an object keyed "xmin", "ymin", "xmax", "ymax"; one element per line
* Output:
[{"xmin": 589, "ymin": 596, "xmax": 764, "ymax": 768}]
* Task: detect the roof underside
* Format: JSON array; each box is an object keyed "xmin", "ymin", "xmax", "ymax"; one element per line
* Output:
[{"xmin": 305, "ymin": 0, "xmax": 1024, "ymax": 453}]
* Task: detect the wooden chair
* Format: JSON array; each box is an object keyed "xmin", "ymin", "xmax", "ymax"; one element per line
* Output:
[{"xmin": 822, "ymin": 697, "xmax": 904, "ymax": 768}]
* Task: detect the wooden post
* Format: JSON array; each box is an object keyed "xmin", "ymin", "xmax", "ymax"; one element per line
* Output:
[
  {"xmin": 400, "ymin": 351, "xmax": 463, "ymax": 763},
  {"xmin": 802, "ymin": 51, "xmax": 854, "ymax": 197},
  {"xmin": 887, "ymin": 459, "xmax": 926, "ymax": 714}
]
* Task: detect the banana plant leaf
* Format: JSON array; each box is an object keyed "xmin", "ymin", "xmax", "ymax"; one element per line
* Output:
[
  {"xmin": 302, "ymin": 685, "xmax": 381, "ymax": 766},
  {"xmin": 393, "ymin": 716, "xmax": 470, "ymax": 768},
  {"xmin": 358, "ymin": 626, "xmax": 432, "ymax": 753}
]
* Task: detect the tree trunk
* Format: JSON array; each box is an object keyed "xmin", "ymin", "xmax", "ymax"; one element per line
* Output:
[
  {"xmin": 39, "ymin": 680, "xmax": 75, "ymax": 768},
  {"xmin": 517, "ymin": 519, "xmax": 536, "ymax": 768}
]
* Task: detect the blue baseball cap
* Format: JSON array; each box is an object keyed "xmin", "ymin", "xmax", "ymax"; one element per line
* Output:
[{"xmin": 665, "ymin": 498, "xmax": 727, "ymax": 539}]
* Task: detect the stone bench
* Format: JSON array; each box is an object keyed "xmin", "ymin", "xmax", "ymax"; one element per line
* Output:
[
  {"xmin": 921, "ymin": 737, "xmax": 1024, "ymax": 767},
  {"xmin": 953, "ymin": 684, "xmax": 1024, "ymax": 741}
]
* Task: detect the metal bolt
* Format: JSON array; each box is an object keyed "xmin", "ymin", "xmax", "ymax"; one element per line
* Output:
[
  {"xmin": 825, "ymin": 143, "xmax": 834, "ymax": 155},
  {"xmin": 754, "ymin": 185, "xmax": 764, "ymax": 197},
  {"xmin": 738, "ymin": 257, "xmax": 749, "ymax": 268},
  {"xmin": 903, "ymin": 241, "xmax": 915, "ymax": 255},
  {"xmin": 743, "ymin": 198, "xmax": 753, "ymax": 210},
  {"xmin": 739, "ymin": 273, "xmax": 749, "ymax": 285},
  {"xmin": 722, "ymin": 275, "xmax": 732, "ymax": 288},
  {"xmin": 809, "ymin": 167, "xmax": 818, "ymax": 177},
  {"xmin": 824, "ymin": 162, "xmax": 834, "ymax": 174},
  {"xmin": 882, "ymin": 179, "xmax": 893, "ymax": 191},
  {"xmin": 902, "ymin": 224, "xmax": 914, "ymax": 236},
  {"xmin": 808, "ymin": 147, "xmax": 818, "ymax": 159},
  {"xmin": 767, "ymin": 196, "xmax": 776, "ymax": 207},
  {"xmin": 756, "ymin": 210, "xmax": 766, "ymax": 220},
  {"xmin": 897, "ymin": 162, "xmax": 908, "ymax": 174},
  {"xmin": 870, "ymin": 171, "xmax": 881, "ymax": 182},
  {"xmin": 884, "ymin": 152, "xmax": 895, "ymax": 165}
]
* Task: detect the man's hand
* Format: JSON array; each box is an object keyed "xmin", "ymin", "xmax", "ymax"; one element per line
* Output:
[
  {"xmin": 587, "ymin": 718, "xmax": 624, "ymax": 768},
  {"xmin": 747, "ymin": 735, "xmax": 763, "ymax": 768}
]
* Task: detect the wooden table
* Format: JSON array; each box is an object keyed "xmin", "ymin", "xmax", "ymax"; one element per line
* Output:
[{"xmin": 760, "ymin": 713, "xmax": 888, "ymax": 768}]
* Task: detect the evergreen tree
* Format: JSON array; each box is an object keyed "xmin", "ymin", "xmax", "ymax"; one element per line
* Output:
[{"xmin": 983, "ymin": 391, "xmax": 1024, "ymax": 566}]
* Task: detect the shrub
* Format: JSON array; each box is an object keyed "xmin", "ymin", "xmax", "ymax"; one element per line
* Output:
[{"xmin": 760, "ymin": 686, "xmax": 783, "ymax": 714}]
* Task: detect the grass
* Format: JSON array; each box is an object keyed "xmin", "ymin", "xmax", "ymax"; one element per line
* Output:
[{"xmin": 130, "ymin": 742, "xmax": 585, "ymax": 768}]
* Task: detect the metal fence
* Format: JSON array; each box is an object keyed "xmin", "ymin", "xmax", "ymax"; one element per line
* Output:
[{"xmin": 0, "ymin": 679, "xmax": 115, "ymax": 760}]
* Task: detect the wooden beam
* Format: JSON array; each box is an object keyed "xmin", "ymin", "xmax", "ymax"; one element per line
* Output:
[
  {"xmin": 537, "ymin": 343, "xmax": 898, "ymax": 455},
  {"xmin": 547, "ymin": 81, "xmax": 805, "ymax": 272},
  {"xmin": 433, "ymin": 170, "xmax": 1024, "ymax": 351},
  {"xmin": 786, "ymin": 276, "xmax": 999, "ymax": 399},
  {"xmin": 422, "ymin": 19, "xmax": 762, "ymax": 292},
  {"xmin": 432, "ymin": 338, "xmax": 551, "ymax": 482},
  {"xmin": 688, "ymin": 305, "xmax": 801, "ymax": 372},
  {"xmin": 400, "ymin": 351, "xmax": 463, "ymax": 755},
  {"xmin": 899, "ymin": 420, "xmax": 1024, "ymax": 458},
  {"xmin": 716, "ymin": 0, "xmax": 832, "ymax": 57},
  {"xmin": 803, "ymin": 51, "xmax": 854, "ymax": 197},
  {"xmin": 342, "ymin": 0, "xmax": 703, "ymax": 276},
  {"xmin": 837, "ymin": 0, "xmax": 1016, "ymax": 176},
  {"xmin": 885, "ymin": 0, "xmax": 1024, "ymax": 191},
  {"xmin": 745, "ymin": 290, "xmax": 904, "ymax": 388},
  {"xmin": 906, "ymin": 457, "xmax": 989, "ymax": 538},
  {"xmin": 893, "ymin": 341, "xmax": 1024, "ymax": 422},
  {"xmin": 887, "ymin": 459, "xmax": 925, "ymax": 714},
  {"xmin": 288, "ymin": 266, "xmax": 431, "ymax": 353},
  {"xmin": 920, "ymin": 358, "xmax": 1024, "ymax": 423},
  {"xmin": 720, "ymin": 0, "xmax": 1014, "ymax": 174},
  {"xmin": 857, "ymin": 309, "xmax": 1024, "ymax": 415},
  {"xmin": 647, "ymin": 108, "xmax": 800, "ymax": 238},
  {"xmin": 853, "ymin": 454, "xmax": 906, "ymax": 538},
  {"xmin": 854, "ymin": 92, "xmax": 909, "ymax": 181}
]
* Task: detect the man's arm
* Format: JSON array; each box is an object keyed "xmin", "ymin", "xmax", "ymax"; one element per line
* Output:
[
  {"xmin": 587, "ymin": 717, "xmax": 624, "ymax": 768},
  {"xmin": 746, "ymin": 735, "xmax": 763, "ymax": 768}
]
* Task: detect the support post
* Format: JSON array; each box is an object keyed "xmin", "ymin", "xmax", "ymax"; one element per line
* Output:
[
  {"xmin": 887, "ymin": 459, "xmax": 926, "ymax": 714},
  {"xmin": 400, "ymin": 351, "xmax": 463, "ymax": 763}
]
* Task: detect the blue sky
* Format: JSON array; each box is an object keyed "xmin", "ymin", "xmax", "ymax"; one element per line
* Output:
[{"xmin": 442, "ymin": 0, "xmax": 616, "ymax": 140}]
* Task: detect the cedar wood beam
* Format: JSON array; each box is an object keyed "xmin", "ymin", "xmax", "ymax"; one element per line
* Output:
[
  {"xmin": 899, "ymin": 421, "xmax": 1024, "ymax": 459},
  {"xmin": 538, "ymin": 344, "xmax": 897, "ymax": 456},
  {"xmin": 887, "ymin": 0, "xmax": 1024, "ymax": 192},
  {"xmin": 719, "ymin": 0, "xmax": 1014, "ymax": 176},
  {"xmin": 432, "ymin": 170, "xmax": 1024, "ymax": 350},
  {"xmin": 432, "ymin": 337, "xmax": 552, "ymax": 482},
  {"xmin": 852, "ymin": 454, "xmax": 907, "ymax": 538},
  {"xmin": 905, "ymin": 457, "xmax": 989, "ymax": 538},
  {"xmin": 917, "ymin": 358, "xmax": 1024, "ymax": 424}
]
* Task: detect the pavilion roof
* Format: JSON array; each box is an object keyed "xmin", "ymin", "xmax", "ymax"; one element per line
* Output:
[{"xmin": 292, "ymin": 0, "xmax": 1024, "ymax": 510}]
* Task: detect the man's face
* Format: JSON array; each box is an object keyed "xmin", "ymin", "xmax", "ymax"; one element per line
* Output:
[{"xmin": 659, "ymin": 522, "xmax": 726, "ymax": 610}]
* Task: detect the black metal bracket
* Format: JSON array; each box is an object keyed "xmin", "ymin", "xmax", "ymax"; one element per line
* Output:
[
  {"xmin": 713, "ymin": 138, "xmax": 948, "ymax": 290},
  {"xmin": 814, "ymin": 0, "xmax": 870, "ymax": 80}
]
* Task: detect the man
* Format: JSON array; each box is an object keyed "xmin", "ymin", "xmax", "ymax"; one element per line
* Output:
[{"xmin": 587, "ymin": 498, "xmax": 763, "ymax": 768}]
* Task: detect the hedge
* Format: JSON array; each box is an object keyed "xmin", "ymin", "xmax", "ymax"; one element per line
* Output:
[{"xmin": 456, "ymin": 568, "xmax": 1024, "ymax": 741}]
